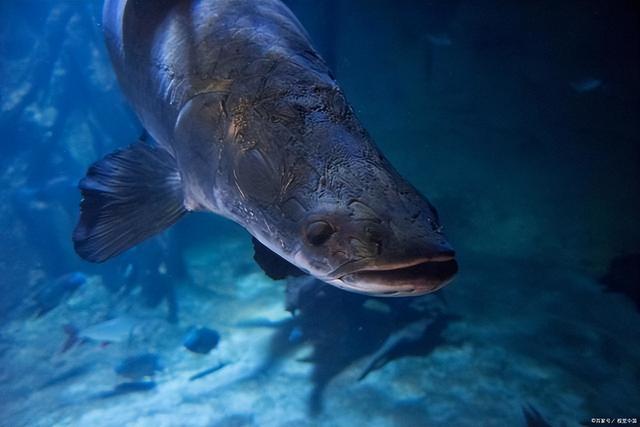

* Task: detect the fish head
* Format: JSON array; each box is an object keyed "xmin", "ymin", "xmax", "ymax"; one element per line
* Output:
[
  {"xmin": 226, "ymin": 89, "xmax": 457, "ymax": 296},
  {"xmin": 261, "ymin": 119, "xmax": 457, "ymax": 297},
  {"xmin": 290, "ymin": 185, "xmax": 457, "ymax": 296}
]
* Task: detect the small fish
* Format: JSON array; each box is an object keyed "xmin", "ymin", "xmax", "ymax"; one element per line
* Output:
[
  {"xmin": 285, "ymin": 276, "xmax": 324, "ymax": 315},
  {"xmin": 188, "ymin": 362, "xmax": 227, "ymax": 381},
  {"xmin": 73, "ymin": 0, "xmax": 457, "ymax": 297},
  {"xmin": 77, "ymin": 316, "xmax": 137, "ymax": 343},
  {"xmin": 95, "ymin": 381, "xmax": 156, "ymax": 399},
  {"xmin": 183, "ymin": 327, "xmax": 220, "ymax": 355},
  {"xmin": 358, "ymin": 318, "xmax": 432, "ymax": 381},
  {"xmin": 570, "ymin": 77, "xmax": 602, "ymax": 93},
  {"xmin": 62, "ymin": 316, "xmax": 137, "ymax": 351},
  {"xmin": 115, "ymin": 353, "xmax": 163, "ymax": 380},
  {"xmin": 287, "ymin": 326, "xmax": 304, "ymax": 344},
  {"xmin": 33, "ymin": 272, "xmax": 87, "ymax": 317}
]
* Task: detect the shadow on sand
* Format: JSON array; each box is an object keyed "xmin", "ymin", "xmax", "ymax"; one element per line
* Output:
[{"xmin": 243, "ymin": 276, "xmax": 458, "ymax": 414}]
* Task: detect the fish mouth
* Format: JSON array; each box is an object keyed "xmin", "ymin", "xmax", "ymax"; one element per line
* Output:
[{"xmin": 331, "ymin": 256, "xmax": 458, "ymax": 297}]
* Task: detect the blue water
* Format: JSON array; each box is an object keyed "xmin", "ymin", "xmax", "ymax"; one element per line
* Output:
[{"xmin": 1, "ymin": 1, "xmax": 639, "ymax": 426}]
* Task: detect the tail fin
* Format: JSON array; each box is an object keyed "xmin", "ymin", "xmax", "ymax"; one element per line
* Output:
[{"xmin": 73, "ymin": 143, "xmax": 187, "ymax": 262}]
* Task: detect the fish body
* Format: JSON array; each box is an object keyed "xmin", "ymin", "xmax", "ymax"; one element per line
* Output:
[
  {"xmin": 73, "ymin": 0, "xmax": 457, "ymax": 296},
  {"xmin": 79, "ymin": 316, "xmax": 137, "ymax": 343},
  {"xmin": 287, "ymin": 326, "xmax": 304, "ymax": 343},
  {"xmin": 183, "ymin": 326, "xmax": 220, "ymax": 354},
  {"xmin": 357, "ymin": 317, "xmax": 432, "ymax": 381}
]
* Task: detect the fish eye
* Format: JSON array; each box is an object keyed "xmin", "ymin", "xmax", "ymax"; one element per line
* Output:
[{"xmin": 306, "ymin": 220, "xmax": 335, "ymax": 246}]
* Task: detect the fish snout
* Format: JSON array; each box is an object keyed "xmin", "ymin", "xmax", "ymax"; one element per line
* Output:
[
  {"xmin": 387, "ymin": 236, "xmax": 455, "ymax": 261},
  {"xmin": 331, "ymin": 230, "xmax": 458, "ymax": 296},
  {"xmin": 296, "ymin": 206, "xmax": 458, "ymax": 296}
]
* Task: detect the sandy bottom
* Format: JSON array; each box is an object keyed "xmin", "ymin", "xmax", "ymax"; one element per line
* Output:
[{"xmin": 1, "ymin": 237, "xmax": 639, "ymax": 427}]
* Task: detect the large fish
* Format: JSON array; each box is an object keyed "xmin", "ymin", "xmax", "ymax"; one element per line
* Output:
[{"xmin": 73, "ymin": 0, "xmax": 458, "ymax": 296}]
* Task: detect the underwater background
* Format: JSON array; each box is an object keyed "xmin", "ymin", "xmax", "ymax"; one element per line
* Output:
[{"xmin": 0, "ymin": 0, "xmax": 639, "ymax": 426}]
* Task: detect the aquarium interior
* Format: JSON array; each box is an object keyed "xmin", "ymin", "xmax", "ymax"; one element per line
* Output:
[{"xmin": 0, "ymin": 0, "xmax": 639, "ymax": 426}]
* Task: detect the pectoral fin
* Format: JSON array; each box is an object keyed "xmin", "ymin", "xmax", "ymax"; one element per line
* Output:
[
  {"xmin": 251, "ymin": 237, "xmax": 305, "ymax": 280},
  {"xmin": 73, "ymin": 142, "xmax": 187, "ymax": 262}
]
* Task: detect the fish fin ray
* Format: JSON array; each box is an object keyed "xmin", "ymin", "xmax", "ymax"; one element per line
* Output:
[
  {"xmin": 73, "ymin": 142, "xmax": 187, "ymax": 262},
  {"xmin": 251, "ymin": 237, "xmax": 305, "ymax": 280}
]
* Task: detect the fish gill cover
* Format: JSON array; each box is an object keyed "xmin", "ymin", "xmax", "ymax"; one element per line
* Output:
[{"xmin": 0, "ymin": 1, "xmax": 638, "ymax": 427}]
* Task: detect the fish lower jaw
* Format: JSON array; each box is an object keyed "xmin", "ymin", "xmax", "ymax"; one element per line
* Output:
[
  {"xmin": 326, "ymin": 258, "xmax": 458, "ymax": 297},
  {"xmin": 325, "ymin": 278, "xmax": 422, "ymax": 297}
]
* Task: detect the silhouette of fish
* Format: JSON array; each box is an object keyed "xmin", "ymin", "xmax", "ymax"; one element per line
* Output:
[
  {"xmin": 115, "ymin": 353, "xmax": 163, "ymax": 380},
  {"xmin": 183, "ymin": 327, "xmax": 220, "ymax": 355},
  {"xmin": 357, "ymin": 317, "xmax": 432, "ymax": 381},
  {"xmin": 62, "ymin": 316, "xmax": 138, "ymax": 351},
  {"xmin": 188, "ymin": 362, "xmax": 227, "ymax": 381}
]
